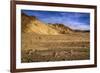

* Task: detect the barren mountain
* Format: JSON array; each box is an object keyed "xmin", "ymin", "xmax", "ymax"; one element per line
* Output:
[
  {"xmin": 48, "ymin": 23, "xmax": 73, "ymax": 34},
  {"xmin": 21, "ymin": 13, "xmax": 59, "ymax": 35},
  {"xmin": 21, "ymin": 13, "xmax": 89, "ymax": 35}
]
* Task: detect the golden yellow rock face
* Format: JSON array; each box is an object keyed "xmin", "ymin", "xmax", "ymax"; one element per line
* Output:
[{"xmin": 22, "ymin": 13, "xmax": 60, "ymax": 35}]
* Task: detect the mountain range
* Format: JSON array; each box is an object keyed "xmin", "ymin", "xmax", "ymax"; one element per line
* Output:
[{"xmin": 21, "ymin": 13, "xmax": 89, "ymax": 35}]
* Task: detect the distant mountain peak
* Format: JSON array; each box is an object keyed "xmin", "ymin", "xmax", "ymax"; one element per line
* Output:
[{"xmin": 48, "ymin": 23, "xmax": 73, "ymax": 34}]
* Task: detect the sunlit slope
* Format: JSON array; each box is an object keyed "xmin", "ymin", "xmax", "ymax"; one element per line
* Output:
[{"xmin": 21, "ymin": 13, "xmax": 60, "ymax": 35}]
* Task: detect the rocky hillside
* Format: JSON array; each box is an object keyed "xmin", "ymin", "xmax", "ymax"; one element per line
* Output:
[
  {"xmin": 21, "ymin": 13, "xmax": 89, "ymax": 35},
  {"xmin": 48, "ymin": 23, "xmax": 73, "ymax": 34},
  {"xmin": 21, "ymin": 13, "xmax": 59, "ymax": 35}
]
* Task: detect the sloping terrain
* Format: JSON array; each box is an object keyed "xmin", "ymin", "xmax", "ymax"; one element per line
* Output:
[
  {"xmin": 21, "ymin": 13, "xmax": 79, "ymax": 35},
  {"xmin": 48, "ymin": 23, "xmax": 73, "ymax": 34},
  {"xmin": 21, "ymin": 13, "xmax": 59, "ymax": 35}
]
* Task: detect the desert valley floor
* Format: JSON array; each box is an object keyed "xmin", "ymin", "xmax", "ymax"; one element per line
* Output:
[{"xmin": 21, "ymin": 32, "xmax": 90, "ymax": 62}]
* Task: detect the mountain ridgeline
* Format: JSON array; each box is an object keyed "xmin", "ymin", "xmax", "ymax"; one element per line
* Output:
[{"xmin": 21, "ymin": 13, "xmax": 89, "ymax": 35}]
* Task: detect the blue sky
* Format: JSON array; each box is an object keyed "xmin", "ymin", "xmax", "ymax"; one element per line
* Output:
[{"xmin": 21, "ymin": 10, "xmax": 90, "ymax": 30}]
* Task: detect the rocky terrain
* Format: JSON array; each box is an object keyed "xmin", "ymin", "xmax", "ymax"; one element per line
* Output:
[{"xmin": 21, "ymin": 13, "xmax": 90, "ymax": 62}]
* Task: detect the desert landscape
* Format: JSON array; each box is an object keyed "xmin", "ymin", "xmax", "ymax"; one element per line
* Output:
[{"xmin": 21, "ymin": 12, "xmax": 90, "ymax": 63}]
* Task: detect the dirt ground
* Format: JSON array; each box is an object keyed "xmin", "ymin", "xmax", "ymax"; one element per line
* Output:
[{"xmin": 21, "ymin": 32, "xmax": 90, "ymax": 62}]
